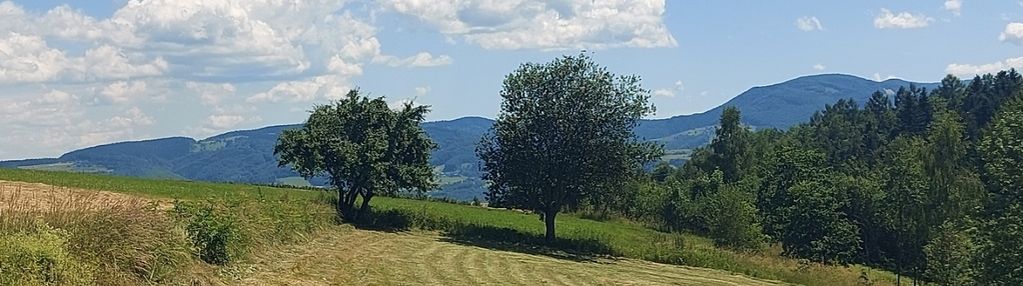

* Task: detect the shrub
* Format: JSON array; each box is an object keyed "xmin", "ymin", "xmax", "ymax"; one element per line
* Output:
[
  {"xmin": 0, "ymin": 228, "xmax": 94, "ymax": 285},
  {"xmin": 173, "ymin": 201, "xmax": 239, "ymax": 265},
  {"xmin": 707, "ymin": 184, "xmax": 764, "ymax": 250}
]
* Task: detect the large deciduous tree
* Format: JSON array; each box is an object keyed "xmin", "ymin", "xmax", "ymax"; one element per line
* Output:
[
  {"xmin": 978, "ymin": 94, "xmax": 1023, "ymax": 285},
  {"xmin": 275, "ymin": 89, "xmax": 436, "ymax": 220},
  {"xmin": 477, "ymin": 54, "xmax": 660, "ymax": 242}
]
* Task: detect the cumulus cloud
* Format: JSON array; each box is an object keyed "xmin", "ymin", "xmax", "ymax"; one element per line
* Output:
[
  {"xmin": 0, "ymin": 0, "xmax": 473, "ymax": 158},
  {"xmin": 186, "ymin": 82, "xmax": 236, "ymax": 106},
  {"xmin": 946, "ymin": 57, "xmax": 1023, "ymax": 77},
  {"xmin": 0, "ymin": 33, "xmax": 167, "ymax": 84},
  {"xmin": 185, "ymin": 105, "xmax": 262, "ymax": 137},
  {"xmin": 796, "ymin": 16, "xmax": 824, "ymax": 31},
  {"xmin": 944, "ymin": 0, "xmax": 962, "ymax": 16},
  {"xmin": 380, "ymin": 0, "xmax": 677, "ymax": 50},
  {"xmin": 874, "ymin": 9, "xmax": 932, "ymax": 29},
  {"xmin": 0, "ymin": 32, "xmax": 68, "ymax": 83},
  {"xmin": 652, "ymin": 80, "xmax": 684, "ymax": 98},
  {"xmin": 1000, "ymin": 23, "xmax": 1023, "ymax": 45},
  {"xmin": 813, "ymin": 64, "xmax": 826, "ymax": 71},
  {"xmin": 0, "ymin": 92, "xmax": 156, "ymax": 159},
  {"xmin": 375, "ymin": 52, "xmax": 454, "ymax": 67},
  {"xmin": 0, "ymin": 1, "xmax": 436, "ymax": 97}
]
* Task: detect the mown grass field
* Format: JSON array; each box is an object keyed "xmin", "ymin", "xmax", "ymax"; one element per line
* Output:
[{"xmin": 0, "ymin": 168, "xmax": 907, "ymax": 285}]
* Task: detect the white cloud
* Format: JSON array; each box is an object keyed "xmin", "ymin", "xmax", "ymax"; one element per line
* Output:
[
  {"xmin": 246, "ymin": 74, "xmax": 353, "ymax": 103},
  {"xmin": 874, "ymin": 9, "xmax": 932, "ymax": 29},
  {"xmin": 380, "ymin": 0, "xmax": 677, "ymax": 50},
  {"xmin": 1000, "ymin": 23, "xmax": 1023, "ymax": 45},
  {"xmin": 0, "ymin": 0, "xmax": 470, "ymax": 159},
  {"xmin": 415, "ymin": 86, "xmax": 431, "ymax": 96},
  {"xmin": 0, "ymin": 1, "xmax": 435, "ymax": 91},
  {"xmin": 946, "ymin": 57, "xmax": 1023, "ymax": 77},
  {"xmin": 375, "ymin": 52, "xmax": 454, "ymax": 67},
  {"xmin": 944, "ymin": 0, "xmax": 962, "ymax": 16},
  {"xmin": 186, "ymin": 106, "xmax": 262, "ymax": 137},
  {"xmin": 76, "ymin": 107, "xmax": 156, "ymax": 147},
  {"xmin": 186, "ymin": 82, "xmax": 236, "ymax": 106},
  {"xmin": 39, "ymin": 89, "xmax": 78, "ymax": 104},
  {"xmin": 0, "ymin": 32, "xmax": 69, "ymax": 83},
  {"xmin": 652, "ymin": 89, "xmax": 675, "ymax": 98},
  {"xmin": 0, "ymin": 93, "xmax": 156, "ymax": 158},
  {"xmin": 796, "ymin": 16, "xmax": 824, "ymax": 31},
  {"xmin": 652, "ymin": 80, "xmax": 684, "ymax": 98},
  {"xmin": 813, "ymin": 64, "xmax": 826, "ymax": 71},
  {"xmin": 0, "ymin": 33, "xmax": 167, "ymax": 84},
  {"xmin": 100, "ymin": 81, "xmax": 149, "ymax": 104},
  {"xmin": 206, "ymin": 115, "xmax": 248, "ymax": 130}
]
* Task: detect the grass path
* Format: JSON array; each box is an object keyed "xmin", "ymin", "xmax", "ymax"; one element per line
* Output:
[{"xmin": 230, "ymin": 226, "xmax": 788, "ymax": 286}]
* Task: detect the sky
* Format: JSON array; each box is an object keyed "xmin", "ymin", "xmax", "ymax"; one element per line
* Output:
[{"xmin": 1, "ymin": 0, "xmax": 1021, "ymax": 160}]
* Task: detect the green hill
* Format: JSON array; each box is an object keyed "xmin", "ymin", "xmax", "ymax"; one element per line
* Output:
[{"xmin": 0, "ymin": 74, "xmax": 937, "ymax": 201}]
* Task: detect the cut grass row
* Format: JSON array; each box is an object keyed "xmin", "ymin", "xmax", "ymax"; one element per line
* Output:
[{"xmin": 0, "ymin": 169, "xmax": 904, "ymax": 285}]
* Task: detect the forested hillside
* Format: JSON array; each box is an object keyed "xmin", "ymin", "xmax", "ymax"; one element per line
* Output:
[{"xmin": 597, "ymin": 70, "xmax": 1023, "ymax": 284}]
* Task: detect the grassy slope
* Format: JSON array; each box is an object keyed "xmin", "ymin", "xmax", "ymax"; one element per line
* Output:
[
  {"xmin": 235, "ymin": 225, "xmax": 783, "ymax": 285},
  {"xmin": 0, "ymin": 169, "xmax": 904, "ymax": 286}
]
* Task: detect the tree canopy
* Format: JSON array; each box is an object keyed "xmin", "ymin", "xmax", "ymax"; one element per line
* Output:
[
  {"xmin": 275, "ymin": 89, "xmax": 436, "ymax": 220},
  {"xmin": 477, "ymin": 54, "xmax": 661, "ymax": 241}
]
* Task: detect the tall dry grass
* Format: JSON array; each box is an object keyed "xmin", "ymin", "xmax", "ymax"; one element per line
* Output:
[{"xmin": 0, "ymin": 183, "xmax": 215, "ymax": 285}]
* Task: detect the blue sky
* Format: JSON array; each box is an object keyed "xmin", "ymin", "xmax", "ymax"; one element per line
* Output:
[{"xmin": 1, "ymin": 0, "xmax": 1021, "ymax": 160}]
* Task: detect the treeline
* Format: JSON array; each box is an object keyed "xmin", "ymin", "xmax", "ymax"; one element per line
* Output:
[{"xmin": 599, "ymin": 70, "xmax": 1023, "ymax": 284}]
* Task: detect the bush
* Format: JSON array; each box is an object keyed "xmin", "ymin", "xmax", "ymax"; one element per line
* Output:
[
  {"xmin": 173, "ymin": 201, "xmax": 240, "ymax": 265},
  {"xmin": 707, "ymin": 184, "xmax": 764, "ymax": 250},
  {"xmin": 0, "ymin": 228, "xmax": 94, "ymax": 285},
  {"xmin": 171, "ymin": 195, "xmax": 332, "ymax": 265}
]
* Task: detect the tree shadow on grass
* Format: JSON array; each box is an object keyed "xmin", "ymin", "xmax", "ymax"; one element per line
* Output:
[{"xmin": 350, "ymin": 208, "xmax": 616, "ymax": 263}]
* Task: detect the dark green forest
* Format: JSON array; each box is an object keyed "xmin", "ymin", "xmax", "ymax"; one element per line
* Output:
[{"xmin": 586, "ymin": 70, "xmax": 1023, "ymax": 284}]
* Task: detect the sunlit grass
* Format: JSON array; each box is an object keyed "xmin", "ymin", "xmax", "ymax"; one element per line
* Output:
[{"xmin": 0, "ymin": 168, "xmax": 908, "ymax": 285}]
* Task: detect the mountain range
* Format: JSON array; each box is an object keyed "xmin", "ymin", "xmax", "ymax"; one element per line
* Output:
[{"xmin": 0, "ymin": 74, "xmax": 939, "ymax": 200}]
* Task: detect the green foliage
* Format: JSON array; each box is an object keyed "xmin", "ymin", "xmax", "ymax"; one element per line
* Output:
[
  {"xmin": 275, "ymin": 89, "xmax": 437, "ymax": 220},
  {"xmin": 478, "ymin": 53, "xmax": 660, "ymax": 241},
  {"xmin": 710, "ymin": 107, "xmax": 750, "ymax": 183},
  {"xmin": 174, "ymin": 202, "xmax": 239, "ymax": 265},
  {"xmin": 923, "ymin": 221, "xmax": 978, "ymax": 285},
  {"xmin": 782, "ymin": 179, "xmax": 861, "ymax": 264},
  {"xmin": 925, "ymin": 109, "xmax": 985, "ymax": 223},
  {"xmin": 706, "ymin": 182, "xmax": 764, "ymax": 250},
  {"xmin": 981, "ymin": 95, "xmax": 1023, "ymax": 201},
  {"xmin": 757, "ymin": 146, "xmax": 829, "ymax": 239},
  {"xmin": 977, "ymin": 204, "xmax": 1023, "ymax": 285},
  {"xmin": 1, "ymin": 168, "xmax": 913, "ymax": 286},
  {"xmin": 978, "ymin": 94, "xmax": 1023, "ymax": 285},
  {"xmin": 0, "ymin": 228, "xmax": 94, "ymax": 286}
]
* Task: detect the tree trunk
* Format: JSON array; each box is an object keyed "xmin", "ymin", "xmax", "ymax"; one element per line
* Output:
[
  {"xmin": 355, "ymin": 193, "xmax": 374, "ymax": 221},
  {"xmin": 544, "ymin": 210, "xmax": 557, "ymax": 243},
  {"xmin": 337, "ymin": 189, "xmax": 359, "ymax": 220},
  {"xmin": 336, "ymin": 189, "xmax": 348, "ymax": 218}
]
